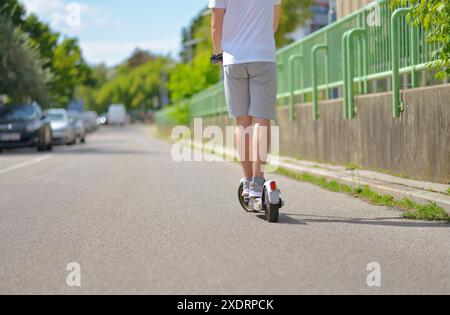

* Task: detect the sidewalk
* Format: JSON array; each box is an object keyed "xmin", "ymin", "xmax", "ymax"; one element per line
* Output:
[
  {"xmin": 277, "ymin": 157, "xmax": 450, "ymax": 214},
  {"xmin": 187, "ymin": 139, "xmax": 450, "ymax": 214}
]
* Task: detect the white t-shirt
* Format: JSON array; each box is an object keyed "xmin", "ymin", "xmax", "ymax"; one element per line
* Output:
[{"xmin": 208, "ymin": 0, "xmax": 281, "ymax": 65}]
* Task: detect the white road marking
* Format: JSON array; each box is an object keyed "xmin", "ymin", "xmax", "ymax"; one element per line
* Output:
[{"xmin": 0, "ymin": 155, "xmax": 51, "ymax": 176}]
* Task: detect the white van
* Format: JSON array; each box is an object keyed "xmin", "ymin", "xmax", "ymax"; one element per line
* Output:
[{"xmin": 107, "ymin": 104, "xmax": 127, "ymax": 125}]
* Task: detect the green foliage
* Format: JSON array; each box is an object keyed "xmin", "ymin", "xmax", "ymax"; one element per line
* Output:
[
  {"xmin": 345, "ymin": 162, "xmax": 361, "ymax": 171},
  {"xmin": 404, "ymin": 202, "xmax": 449, "ymax": 222},
  {"xmin": 0, "ymin": 14, "xmax": 50, "ymax": 104},
  {"xmin": 75, "ymin": 63, "xmax": 112, "ymax": 112},
  {"xmin": 1, "ymin": 0, "xmax": 92, "ymax": 107},
  {"xmin": 168, "ymin": 13, "xmax": 220, "ymax": 102},
  {"xmin": 50, "ymin": 38, "xmax": 91, "ymax": 106},
  {"xmin": 0, "ymin": 0, "xmax": 25, "ymax": 25},
  {"xmin": 22, "ymin": 14, "xmax": 59, "ymax": 69},
  {"xmin": 392, "ymin": 0, "xmax": 450, "ymax": 79},
  {"xmin": 168, "ymin": 50, "xmax": 221, "ymax": 102},
  {"xmin": 276, "ymin": 0, "xmax": 314, "ymax": 47},
  {"xmin": 88, "ymin": 57, "xmax": 169, "ymax": 113},
  {"xmin": 168, "ymin": 102, "xmax": 191, "ymax": 125}
]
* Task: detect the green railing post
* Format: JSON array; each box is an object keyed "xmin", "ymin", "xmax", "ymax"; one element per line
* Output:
[
  {"xmin": 342, "ymin": 31, "xmax": 350, "ymax": 119},
  {"xmin": 288, "ymin": 54, "xmax": 303, "ymax": 121},
  {"xmin": 345, "ymin": 28, "xmax": 366, "ymax": 119},
  {"xmin": 361, "ymin": 12, "xmax": 369, "ymax": 95},
  {"xmin": 312, "ymin": 44, "xmax": 328, "ymax": 121},
  {"xmin": 324, "ymin": 33, "xmax": 331, "ymax": 100},
  {"xmin": 410, "ymin": 24, "xmax": 420, "ymax": 88},
  {"xmin": 391, "ymin": 7, "xmax": 411, "ymax": 118}
]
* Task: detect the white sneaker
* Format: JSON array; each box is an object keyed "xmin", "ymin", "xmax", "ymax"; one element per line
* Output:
[
  {"xmin": 241, "ymin": 178, "xmax": 251, "ymax": 198},
  {"xmin": 249, "ymin": 180, "xmax": 264, "ymax": 199}
]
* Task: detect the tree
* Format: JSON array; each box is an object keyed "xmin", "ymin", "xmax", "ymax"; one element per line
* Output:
[
  {"xmin": 1, "ymin": 0, "xmax": 59, "ymax": 70},
  {"xmin": 0, "ymin": 0, "xmax": 26, "ymax": 25},
  {"xmin": 0, "ymin": 14, "xmax": 50, "ymax": 105},
  {"xmin": 168, "ymin": 13, "xmax": 220, "ymax": 102},
  {"xmin": 22, "ymin": 14, "xmax": 59, "ymax": 69},
  {"xmin": 90, "ymin": 56, "xmax": 169, "ymax": 113},
  {"xmin": 392, "ymin": 0, "xmax": 449, "ymax": 79},
  {"xmin": 276, "ymin": 0, "xmax": 314, "ymax": 47},
  {"xmin": 1, "ymin": 0, "xmax": 92, "ymax": 106},
  {"xmin": 126, "ymin": 48, "xmax": 155, "ymax": 69},
  {"xmin": 50, "ymin": 38, "xmax": 91, "ymax": 106}
]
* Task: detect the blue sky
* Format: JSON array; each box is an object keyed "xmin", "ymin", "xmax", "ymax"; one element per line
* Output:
[{"xmin": 20, "ymin": 0, "xmax": 209, "ymax": 66}]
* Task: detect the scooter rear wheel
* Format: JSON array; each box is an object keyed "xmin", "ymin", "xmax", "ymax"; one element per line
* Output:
[
  {"xmin": 264, "ymin": 188, "xmax": 279, "ymax": 223},
  {"xmin": 238, "ymin": 183, "xmax": 254, "ymax": 213}
]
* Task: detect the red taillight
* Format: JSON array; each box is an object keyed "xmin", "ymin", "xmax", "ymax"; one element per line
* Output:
[{"xmin": 270, "ymin": 181, "xmax": 277, "ymax": 191}]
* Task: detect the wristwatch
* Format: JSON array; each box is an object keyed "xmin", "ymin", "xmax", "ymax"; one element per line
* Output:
[{"xmin": 210, "ymin": 53, "xmax": 223, "ymax": 65}]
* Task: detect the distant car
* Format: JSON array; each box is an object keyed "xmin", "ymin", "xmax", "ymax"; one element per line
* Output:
[
  {"xmin": 46, "ymin": 109, "xmax": 77, "ymax": 145},
  {"xmin": 68, "ymin": 111, "xmax": 86, "ymax": 143},
  {"xmin": 97, "ymin": 113, "xmax": 107, "ymax": 125},
  {"xmin": 107, "ymin": 104, "xmax": 128, "ymax": 125},
  {"xmin": 82, "ymin": 111, "xmax": 99, "ymax": 133},
  {"xmin": 0, "ymin": 102, "xmax": 53, "ymax": 152}
]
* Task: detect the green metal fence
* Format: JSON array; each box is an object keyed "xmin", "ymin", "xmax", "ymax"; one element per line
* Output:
[{"xmin": 159, "ymin": 0, "xmax": 442, "ymax": 124}]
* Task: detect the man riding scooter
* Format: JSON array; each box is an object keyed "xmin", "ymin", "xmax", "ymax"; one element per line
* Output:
[{"xmin": 209, "ymin": 0, "xmax": 283, "ymax": 221}]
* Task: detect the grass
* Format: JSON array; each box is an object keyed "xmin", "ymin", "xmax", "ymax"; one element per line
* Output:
[
  {"xmin": 345, "ymin": 162, "xmax": 362, "ymax": 171},
  {"xmin": 403, "ymin": 202, "xmax": 450, "ymax": 222},
  {"xmin": 447, "ymin": 188, "xmax": 450, "ymax": 195},
  {"xmin": 277, "ymin": 166, "xmax": 450, "ymax": 223}
]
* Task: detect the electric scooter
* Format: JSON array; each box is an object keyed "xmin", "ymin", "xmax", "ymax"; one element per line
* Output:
[{"xmin": 238, "ymin": 179, "xmax": 284, "ymax": 223}]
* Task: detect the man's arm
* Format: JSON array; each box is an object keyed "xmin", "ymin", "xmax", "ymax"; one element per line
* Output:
[
  {"xmin": 211, "ymin": 8, "xmax": 225, "ymax": 55},
  {"xmin": 274, "ymin": 4, "xmax": 281, "ymax": 33}
]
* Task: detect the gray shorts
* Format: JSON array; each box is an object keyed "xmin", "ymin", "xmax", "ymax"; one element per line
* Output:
[{"xmin": 224, "ymin": 62, "xmax": 277, "ymax": 120}]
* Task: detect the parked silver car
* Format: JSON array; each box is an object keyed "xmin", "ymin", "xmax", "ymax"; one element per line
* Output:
[
  {"xmin": 68, "ymin": 111, "xmax": 86, "ymax": 143},
  {"xmin": 82, "ymin": 111, "xmax": 99, "ymax": 133},
  {"xmin": 45, "ymin": 109, "xmax": 77, "ymax": 145}
]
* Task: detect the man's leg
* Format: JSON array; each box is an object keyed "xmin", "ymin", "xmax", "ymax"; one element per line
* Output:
[
  {"xmin": 247, "ymin": 62, "xmax": 277, "ymax": 185},
  {"xmin": 252, "ymin": 118, "xmax": 271, "ymax": 179},
  {"xmin": 235, "ymin": 115, "xmax": 253, "ymax": 179}
]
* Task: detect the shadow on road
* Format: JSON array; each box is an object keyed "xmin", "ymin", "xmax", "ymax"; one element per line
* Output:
[
  {"xmin": 281, "ymin": 213, "xmax": 449, "ymax": 228},
  {"xmin": 256, "ymin": 214, "xmax": 307, "ymax": 225}
]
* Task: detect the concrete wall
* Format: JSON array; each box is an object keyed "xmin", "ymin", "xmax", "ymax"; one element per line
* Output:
[
  {"xmin": 200, "ymin": 84, "xmax": 450, "ymax": 184},
  {"xmin": 336, "ymin": 0, "xmax": 374, "ymax": 19}
]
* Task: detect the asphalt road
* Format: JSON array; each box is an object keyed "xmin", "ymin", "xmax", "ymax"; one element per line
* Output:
[{"xmin": 0, "ymin": 125, "xmax": 449, "ymax": 294}]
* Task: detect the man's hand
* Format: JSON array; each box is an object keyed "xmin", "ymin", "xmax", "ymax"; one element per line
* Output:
[
  {"xmin": 211, "ymin": 8, "xmax": 225, "ymax": 56},
  {"xmin": 210, "ymin": 53, "xmax": 223, "ymax": 65}
]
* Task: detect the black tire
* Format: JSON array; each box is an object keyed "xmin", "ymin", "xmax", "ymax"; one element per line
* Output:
[
  {"xmin": 37, "ymin": 128, "xmax": 52, "ymax": 152},
  {"xmin": 37, "ymin": 142, "xmax": 46, "ymax": 152},
  {"xmin": 37, "ymin": 129, "xmax": 46, "ymax": 152},
  {"xmin": 80, "ymin": 137, "xmax": 86, "ymax": 144},
  {"xmin": 238, "ymin": 183, "xmax": 254, "ymax": 213},
  {"xmin": 264, "ymin": 188, "xmax": 279, "ymax": 223},
  {"xmin": 45, "ymin": 127, "xmax": 53, "ymax": 151}
]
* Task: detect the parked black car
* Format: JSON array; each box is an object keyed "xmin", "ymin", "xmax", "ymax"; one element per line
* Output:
[{"xmin": 0, "ymin": 102, "xmax": 53, "ymax": 153}]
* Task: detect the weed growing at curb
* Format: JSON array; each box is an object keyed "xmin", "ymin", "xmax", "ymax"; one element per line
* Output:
[{"xmin": 277, "ymin": 167, "xmax": 449, "ymax": 223}]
